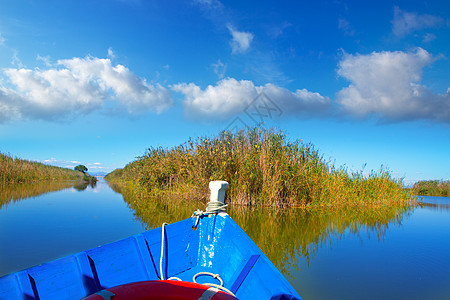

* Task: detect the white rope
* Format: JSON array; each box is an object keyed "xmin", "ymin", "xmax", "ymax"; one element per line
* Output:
[
  {"xmin": 159, "ymin": 223, "xmax": 183, "ymax": 282},
  {"xmin": 159, "ymin": 218, "xmax": 235, "ymax": 297},
  {"xmin": 193, "ymin": 272, "xmax": 224, "ymax": 286},
  {"xmin": 193, "ymin": 272, "xmax": 236, "ymax": 297},
  {"xmin": 191, "ymin": 202, "xmax": 228, "ymax": 229}
]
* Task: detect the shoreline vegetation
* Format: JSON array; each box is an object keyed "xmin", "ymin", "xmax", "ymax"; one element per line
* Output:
[
  {"xmin": 106, "ymin": 128, "xmax": 414, "ymax": 209},
  {"xmin": 411, "ymin": 180, "xmax": 449, "ymax": 197},
  {"xmin": 0, "ymin": 153, "xmax": 96, "ymax": 184}
]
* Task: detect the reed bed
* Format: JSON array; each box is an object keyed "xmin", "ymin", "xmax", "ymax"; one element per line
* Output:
[
  {"xmin": 106, "ymin": 128, "xmax": 413, "ymax": 208},
  {"xmin": 0, "ymin": 153, "xmax": 84, "ymax": 183},
  {"xmin": 411, "ymin": 180, "xmax": 449, "ymax": 197}
]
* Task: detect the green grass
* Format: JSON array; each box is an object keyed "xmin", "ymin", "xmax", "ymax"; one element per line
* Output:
[
  {"xmin": 0, "ymin": 152, "xmax": 85, "ymax": 184},
  {"xmin": 411, "ymin": 180, "xmax": 450, "ymax": 197},
  {"xmin": 106, "ymin": 128, "xmax": 413, "ymax": 208}
]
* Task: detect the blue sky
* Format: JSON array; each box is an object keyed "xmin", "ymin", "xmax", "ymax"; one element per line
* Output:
[{"xmin": 0, "ymin": 0, "xmax": 448, "ymax": 184}]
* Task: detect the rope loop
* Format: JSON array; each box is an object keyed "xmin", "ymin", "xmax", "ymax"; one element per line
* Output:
[
  {"xmin": 193, "ymin": 272, "xmax": 224, "ymax": 286},
  {"xmin": 191, "ymin": 203, "xmax": 228, "ymax": 229},
  {"xmin": 192, "ymin": 272, "xmax": 235, "ymax": 297}
]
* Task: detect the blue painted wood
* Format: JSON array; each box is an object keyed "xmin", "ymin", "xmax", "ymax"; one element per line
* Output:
[
  {"xmin": 0, "ymin": 273, "xmax": 24, "ymax": 299},
  {"xmin": 17, "ymin": 271, "xmax": 36, "ymax": 299},
  {"xmin": 74, "ymin": 252, "xmax": 100, "ymax": 295},
  {"xmin": 133, "ymin": 234, "xmax": 159, "ymax": 280},
  {"xmin": 0, "ymin": 213, "xmax": 302, "ymax": 300},
  {"xmin": 230, "ymin": 254, "xmax": 260, "ymax": 294},
  {"xmin": 85, "ymin": 237, "xmax": 149, "ymax": 288}
]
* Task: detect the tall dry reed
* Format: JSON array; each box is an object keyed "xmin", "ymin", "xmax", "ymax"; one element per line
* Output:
[
  {"xmin": 106, "ymin": 128, "xmax": 413, "ymax": 208},
  {"xmin": 0, "ymin": 153, "xmax": 84, "ymax": 184}
]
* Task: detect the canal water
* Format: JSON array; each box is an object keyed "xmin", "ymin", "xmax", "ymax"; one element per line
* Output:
[{"xmin": 0, "ymin": 180, "xmax": 449, "ymax": 299}]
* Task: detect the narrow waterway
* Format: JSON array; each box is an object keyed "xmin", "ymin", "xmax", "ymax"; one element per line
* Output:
[{"xmin": 0, "ymin": 180, "xmax": 449, "ymax": 299}]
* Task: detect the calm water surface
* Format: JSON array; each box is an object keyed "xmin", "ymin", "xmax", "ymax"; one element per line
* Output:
[
  {"xmin": 0, "ymin": 180, "xmax": 145, "ymax": 276},
  {"xmin": 0, "ymin": 181, "xmax": 449, "ymax": 300}
]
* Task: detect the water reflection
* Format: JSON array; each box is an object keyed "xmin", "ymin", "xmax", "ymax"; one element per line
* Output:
[
  {"xmin": 0, "ymin": 180, "xmax": 144, "ymax": 277},
  {"xmin": 0, "ymin": 181, "xmax": 77, "ymax": 208},
  {"xmin": 73, "ymin": 180, "xmax": 97, "ymax": 191},
  {"xmin": 108, "ymin": 182, "xmax": 414, "ymax": 276},
  {"xmin": 418, "ymin": 196, "xmax": 450, "ymax": 212},
  {"xmin": 229, "ymin": 205, "xmax": 412, "ymax": 275},
  {"xmin": 108, "ymin": 182, "xmax": 201, "ymax": 229}
]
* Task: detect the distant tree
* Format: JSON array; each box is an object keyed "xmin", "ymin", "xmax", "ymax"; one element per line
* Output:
[{"xmin": 74, "ymin": 165, "xmax": 88, "ymax": 173}]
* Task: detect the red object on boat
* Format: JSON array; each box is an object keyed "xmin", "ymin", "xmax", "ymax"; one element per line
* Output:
[{"xmin": 83, "ymin": 280, "xmax": 238, "ymax": 300}]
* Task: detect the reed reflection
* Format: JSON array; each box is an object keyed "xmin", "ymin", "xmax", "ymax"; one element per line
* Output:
[
  {"xmin": 0, "ymin": 181, "xmax": 76, "ymax": 208},
  {"xmin": 73, "ymin": 180, "xmax": 97, "ymax": 191},
  {"xmin": 107, "ymin": 181, "xmax": 414, "ymax": 278}
]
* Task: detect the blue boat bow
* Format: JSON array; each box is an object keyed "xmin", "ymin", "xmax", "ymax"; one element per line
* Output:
[{"xmin": 0, "ymin": 181, "xmax": 301, "ymax": 299}]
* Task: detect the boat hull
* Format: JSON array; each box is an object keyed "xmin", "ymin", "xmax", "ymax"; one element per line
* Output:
[{"xmin": 0, "ymin": 213, "xmax": 301, "ymax": 299}]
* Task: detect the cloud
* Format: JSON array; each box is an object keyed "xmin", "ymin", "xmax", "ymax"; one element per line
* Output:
[
  {"xmin": 44, "ymin": 158, "xmax": 105, "ymax": 170},
  {"xmin": 107, "ymin": 47, "xmax": 116, "ymax": 59},
  {"xmin": 36, "ymin": 54, "xmax": 52, "ymax": 67},
  {"xmin": 227, "ymin": 25, "xmax": 254, "ymax": 54},
  {"xmin": 337, "ymin": 48, "xmax": 450, "ymax": 123},
  {"xmin": 0, "ymin": 34, "xmax": 5, "ymax": 46},
  {"xmin": 86, "ymin": 162, "xmax": 105, "ymax": 169},
  {"xmin": 176, "ymin": 49, "xmax": 449, "ymax": 125},
  {"xmin": 193, "ymin": 0, "xmax": 223, "ymax": 9},
  {"xmin": 172, "ymin": 78, "xmax": 330, "ymax": 121},
  {"xmin": 11, "ymin": 50, "xmax": 23, "ymax": 68},
  {"xmin": 211, "ymin": 59, "xmax": 227, "ymax": 78},
  {"xmin": 44, "ymin": 158, "xmax": 58, "ymax": 164},
  {"xmin": 192, "ymin": 0, "xmax": 226, "ymax": 23},
  {"xmin": 267, "ymin": 22, "xmax": 292, "ymax": 38},
  {"xmin": 338, "ymin": 18, "xmax": 354, "ymax": 36},
  {"xmin": 422, "ymin": 33, "xmax": 436, "ymax": 43},
  {"xmin": 392, "ymin": 6, "xmax": 445, "ymax": 37},
  {"xmin": 0, "ymin": 54, "xmax": 173, "ymax": 123}
]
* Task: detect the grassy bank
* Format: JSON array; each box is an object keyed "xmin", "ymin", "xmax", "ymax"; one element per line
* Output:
[
  {"xmin": 106, "ymin": 128, "xmax": 413, "ymax": 208},
  {"xmin": 411, "ymin": 180, "xmax": 449, "ymax": 197},
  {"xmin": 0, "ymin": 153, "xmax": 89, "ymax": 184}
]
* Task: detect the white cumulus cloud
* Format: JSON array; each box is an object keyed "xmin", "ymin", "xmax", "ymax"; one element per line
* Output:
[
  {"xmin": 0, "ymin": 55, "xmax": 173, "ymax": 123},
  {"xmin": 337, "ymin": 48, "xmax": 450, "ymax": 123},
  {"xmin": 172, "ymin": 78, "xmax": 330, "ymax": 121},
  {"xmin": 227, "ymin": 25, "xmax": 254, "ymax": 54}
]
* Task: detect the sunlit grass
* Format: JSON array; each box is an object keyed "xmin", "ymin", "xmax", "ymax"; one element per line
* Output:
[
  {"xmin": 0, "ymin": 152, "xmax": 84, "ymax": 184},
  {"xmin": 106, "ymin": 128, "xmax": 414, "ymax": 208}
]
